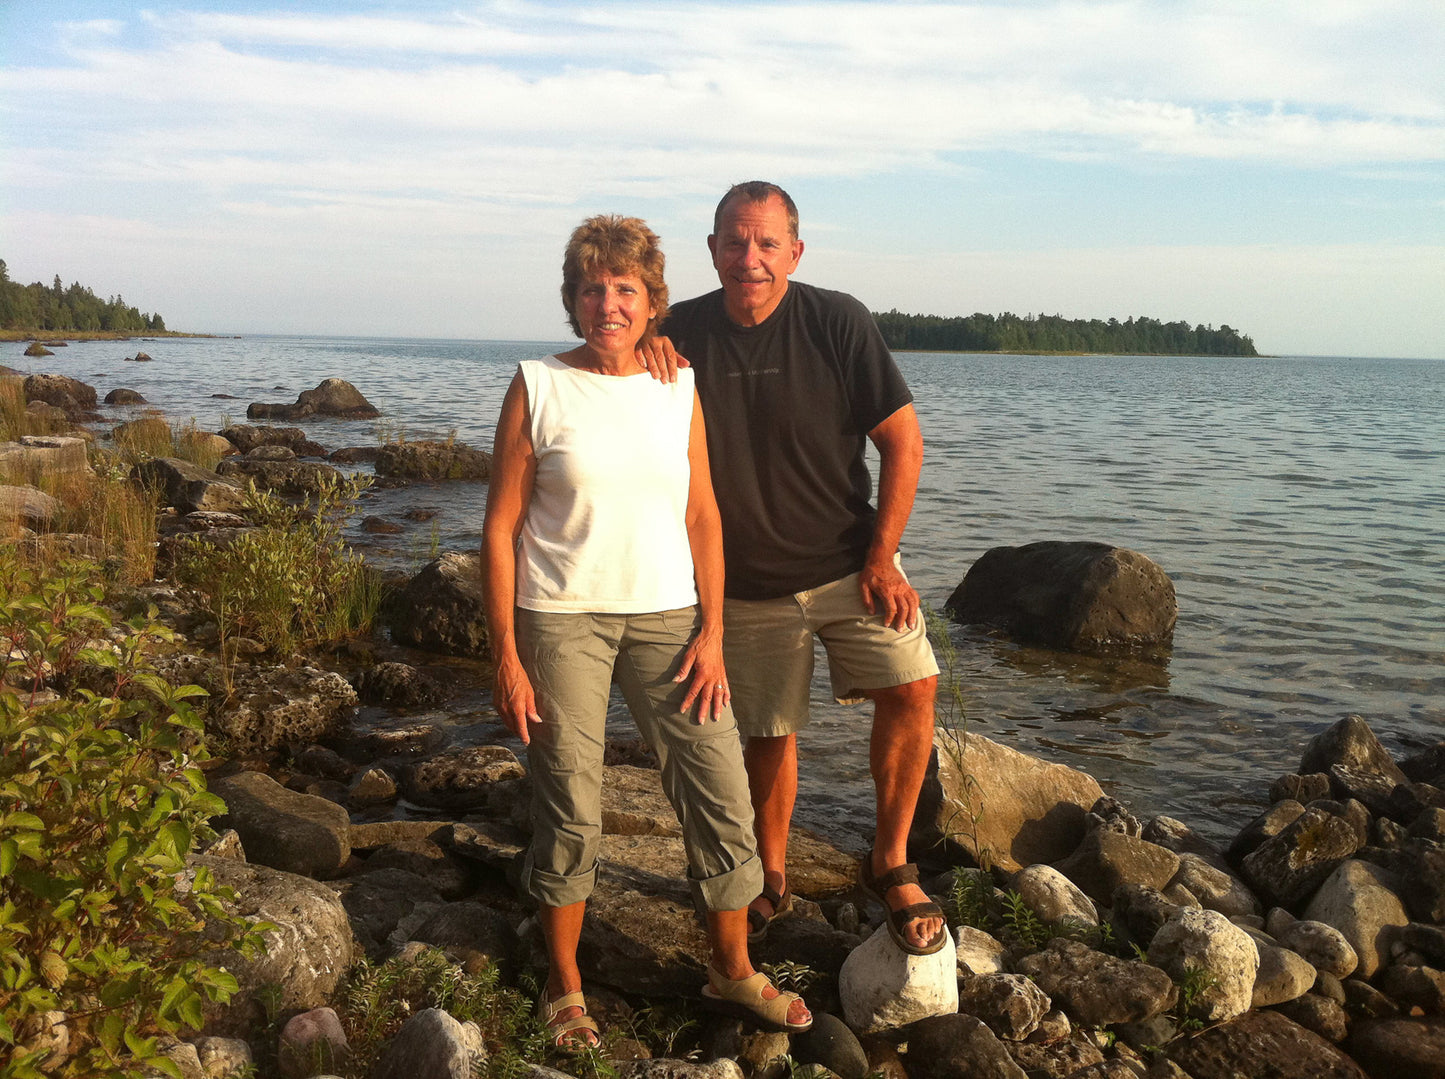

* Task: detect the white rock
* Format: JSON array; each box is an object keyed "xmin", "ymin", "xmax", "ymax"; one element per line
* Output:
[
  {"xmin": 840, "ymin": 920, "xmax": 959, "ymax": 1033},
  {"xmin": 956, "ymin": 925, "xmax": 1010, "ymax": 975},
  {"xmin": 1148, "ymin": 908, "xmax": 1259, "ymax": 1022}
]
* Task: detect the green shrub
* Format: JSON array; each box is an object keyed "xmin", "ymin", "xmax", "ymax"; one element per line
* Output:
[
  {"xmin": 0, "ymin": 554, "xmax": 266, "ymax": 1078},
  {"xmin": 174, "ymin": 475, "xmax": 384, "ymax": 656}
]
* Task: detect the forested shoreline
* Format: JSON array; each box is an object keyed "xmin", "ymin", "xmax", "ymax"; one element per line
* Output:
[
  {"xmin": 0, "ymin": 258, "xmax": 168, "ymax": 334},
  {"xmin": 873, "ymin": 309, "xmax": 1258, "ymax": 356}
]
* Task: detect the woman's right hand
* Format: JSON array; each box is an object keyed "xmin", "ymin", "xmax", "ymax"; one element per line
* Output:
[{"xmin": 493, "ymin": 653, "xmax": 542, "ymax": 745}]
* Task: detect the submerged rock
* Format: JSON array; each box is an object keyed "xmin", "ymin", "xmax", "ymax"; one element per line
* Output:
[{"xmin": 946, "ymin": 540, "xmax": 1177, "ymax": 653}]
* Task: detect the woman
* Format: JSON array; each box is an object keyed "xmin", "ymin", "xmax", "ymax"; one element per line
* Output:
[{"xmin": 482, "ymin": 215, "xmax": 812, "ymax": 1049}]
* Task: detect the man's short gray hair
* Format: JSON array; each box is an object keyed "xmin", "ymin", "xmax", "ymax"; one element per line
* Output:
[{"xmin": 712, "ymin": 181, "xmax": 799, "ymax": 240}]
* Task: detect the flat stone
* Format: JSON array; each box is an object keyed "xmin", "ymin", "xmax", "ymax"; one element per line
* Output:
[
  {"xmin": 1167, "ymin": 1009, "xmax": 1368, "ymax": 1078},
  {"xmin": 1015, "ymin": 939, "xmax": 1176, "ymax": 1028},
  {"xmin": 1346, "ymin": 1017, "xmax": 1445, "ymax": 1079}
]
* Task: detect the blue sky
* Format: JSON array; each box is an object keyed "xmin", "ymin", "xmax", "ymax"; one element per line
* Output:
[{"xmin": 2, "ymin": 1, "xmax": 1442, "ymax": 357}]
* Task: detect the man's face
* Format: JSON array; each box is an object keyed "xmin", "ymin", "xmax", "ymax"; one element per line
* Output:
[{"xmin": 707, "ymin": 194, "xmax": 804, "ymax": 327}]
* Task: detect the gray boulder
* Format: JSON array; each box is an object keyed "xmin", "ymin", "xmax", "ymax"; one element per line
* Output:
[
  {"xmin": 1010, "ymin": 864, "xmax": 1098, "ymax": 927},
  {"xmin": 351, "ymin": 661, "xmax": 448, "ymax": 708},
  {"xmin": 1168, "ymin": 852, "xmax": 1259, "ymax": 918},
  {"xmin": 23, "ymin": 373, "xmax": 96, "ymax": 412},
  {"xmin": 1302, "ymin": 859, "xmax": 1410, "ymax": 978},
  {"xmin": 1015, "ymin": 939, "xmax": 1176, "ymax": 1027},
  {"xmin": 947, "ymin": 540, "xmax": 1177, "ymax": 653},
  {"xmin": 247, "ymin": 377, "xmax": 380, "ymax": 421},
  {"xmin": 216, "ymin": 457, "xmax": 344, "ymax": 495},
  {"xmin": 211, "ymin": 771, "xmax": 351, "ymax": 879},
  {"xmin": 1167, "ymin": 1009, "xmax": 1369, "ymax": 1079},
  {"xmin": 375, "ymin": 440, "xmax": 491, "ymax": 481},
  {"xmin": 1053, "ymin": 828, "xmax": 1181, "ymax": 905},
  {"xmin": 0, "ymin": 484, "xmax": 60, "ymax": 531},
  {"xmin": 1241, "ymin": 806, "xmax": 1362, "ymax": 909},
  {"xmin": 219, "ymin": 424, "xmax": 326, "ymax": 456},
  {"xmin": 209, "ymin": 664, "xmax": 358, "ymax": 753},
  {"xmin": 190, "ymin": 854, "xmax": 353, "ymax": 1032},
  {"xmin": 371, "ymin": 1008, "xmax": 485, "ymax": 1079},
  {"xmin": 956, "ymin": 972, "xmax": 1051, "ymax": 1040},
  {"xmin": 387, "ymin": 553, "xmax": 488, "ymax": 656},
  {"xmin": 1247, "ymin": 929, "xmax": 1318, "ymax": 1009},
  {"xmin": 0, "ymin": 435, "xmax": 93, "ymax": 484},
  {"xmin": 904, "ymin": 1013, "xmax": 1028, "ymax": 1079},
  {"xmin": 132, "ymin": 457, "xmax": 247, "ymax": 514},
  {"xmin": 1346, "ymin": 1017, "xmax": 1445, "ymax": 1079},
  {"xmin": 104, "ymin": 387, "xmax": 147, "ymax": 405},
  {"xmin": 400, "ymin": 745, "xmax": 526, "ymax": 811},
  {"xmin": 1300, "ymin": 715, "xmax": 1408, "ymax": 785},
  {"xmin": 1274, "ymin": 917, "xmax": 1359, "ymax": 979}
]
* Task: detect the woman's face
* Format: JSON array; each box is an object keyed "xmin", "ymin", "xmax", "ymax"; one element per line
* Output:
[{"xmin": 574, "ymin": 271, "xmax": 655, "ymax": 356}]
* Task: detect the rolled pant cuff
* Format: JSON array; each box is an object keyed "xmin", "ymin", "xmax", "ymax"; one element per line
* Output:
[
  {"xmin": 690, "ymin": 853, "xmax": 764, "ymax": 914},
  {"xmin": 522, "ymin": 857, "xmax": 599, "ymax": 908}
]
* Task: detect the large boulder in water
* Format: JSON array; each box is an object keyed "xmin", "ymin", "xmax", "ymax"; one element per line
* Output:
[
  {"xmin": 387, "ymin": 552, "xmax": 488, "ymax": 656},
  {"xmin": 374, "ymin": 440, "xmax": 491, "ymax": 481},
  {"xmin": 22, "ymin": 373, "xmax": 97, "ymax": 413},
  {"xmin": 247, "ymin": 378, "xmax": 379, "ymax": 421},
  {"xmin": 947, "ymin": 540, "xmax": 1176, "ymax": 653}
]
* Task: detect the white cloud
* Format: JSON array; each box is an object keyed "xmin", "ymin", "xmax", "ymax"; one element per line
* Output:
[{"xmin": 2, "ymin": 2, "xmax": 1442, "ymax": 352}]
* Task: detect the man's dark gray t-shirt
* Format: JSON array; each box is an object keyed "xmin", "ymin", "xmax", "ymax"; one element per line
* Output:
[{"xmin": 663, "ymin": 281, "xmax": 913, "ymax": 601}]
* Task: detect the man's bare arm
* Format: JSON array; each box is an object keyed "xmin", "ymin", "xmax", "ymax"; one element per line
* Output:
[{"xmin": 861, "ymin": 402, "xmax": 924, "ymax": 631}]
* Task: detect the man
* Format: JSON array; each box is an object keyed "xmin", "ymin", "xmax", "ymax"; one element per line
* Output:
[{"xmin": 651, "ymin": 181, "xmax": 945, "ymax": 955}]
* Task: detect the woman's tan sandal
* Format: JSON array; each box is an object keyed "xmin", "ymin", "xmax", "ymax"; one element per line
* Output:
[
  {"xmin": 701, "ymin": 967, "xmax": 812, "ymax": 1033},
  {"xmin": 538, "ymin": 990, "xmax": 600, "ymax": 1050},
  {"xmin": 746, "ymin": 881, "xmax": 793, "ymax": 943},
  {"xmin": 858, "ymin": 855, "xmax": 949, "ymax": 957}
]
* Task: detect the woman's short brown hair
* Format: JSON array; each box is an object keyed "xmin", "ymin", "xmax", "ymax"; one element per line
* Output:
[{"xmin": 561, "ymin": 215, "xmax": 669, "ymax": 338}]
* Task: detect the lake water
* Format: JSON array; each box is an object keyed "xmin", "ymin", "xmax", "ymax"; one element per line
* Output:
[{"xmin": 14, "ymin": 336, "xmax": 1444, "ymax": 849}]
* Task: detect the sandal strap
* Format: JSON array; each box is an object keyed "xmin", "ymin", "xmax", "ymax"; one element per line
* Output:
[
  {"xmin": 871, "ymin": 860, "xmax": 921, "ymax": 893},
  {"xmin": 550, "ymin": 1013, "xmax": 599, "ymax": 1038},
  {"xmin": 759, "ymin": 881, "xmax": 788, "ymax": 910},
  {"xmin": 891, "ymin": 899, "xmax": 945, "ymax": 924},
  {"xmin": 706, "ymin": 968, "xmax": 804, "ymax": 1027},
  {"xmin": 539, "ymin": 990, "xmax": 587, "ymax": 1020}
]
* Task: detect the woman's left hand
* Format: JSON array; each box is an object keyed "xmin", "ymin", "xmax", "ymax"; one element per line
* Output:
[{"xmin": 675, "ymin": 630, "xmax": 730, "ymax": 722}]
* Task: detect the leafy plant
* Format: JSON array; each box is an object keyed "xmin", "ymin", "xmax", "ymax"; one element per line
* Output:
[
  {"xmin": 1170, "ymin": 962, "xmax": 1220, "ymax": 1030},
  {"xmin": 997, "ymin": 890, "xmax": 1054, "ymax": 951},
  {"xmin": 760, "ymin": 959, "xmax": 820, "ymax": 995},
  {"xmin": 0, "ymin": 554, "xmax": 266, "ymax": 1078},
  {"xmin": 173, "ymin": 475, "xmax": 384, "ymax": 656},
  {"xmin": 942, "ymin": 868, "xmax": 994, "ymax": 931}
]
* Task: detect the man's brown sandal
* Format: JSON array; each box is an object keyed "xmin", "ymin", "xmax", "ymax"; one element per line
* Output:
[
  {"xmin": 746, "ymin": 881, "xmax": 792, "ymax": 943},
  {"xmin": 858, "ymin": 855, "xmax": 949, "ymax": 957},
  {"xmin": 701, "ymin": 967, "xmax": 813, "ymax": 1032},
  {"xmin": 538, "ymin": 990, "xmax": 600, "ymax": 1050}
]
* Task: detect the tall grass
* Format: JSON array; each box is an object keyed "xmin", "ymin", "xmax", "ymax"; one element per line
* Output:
[{"xmin": 174, "ymin": 475, "xmax": 385, "ymax": 656}]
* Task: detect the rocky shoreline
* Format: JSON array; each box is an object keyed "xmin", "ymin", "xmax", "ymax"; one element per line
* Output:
[{"xmin": 4, "ymin": 370, "xmax": 1444, "ymax": 1079}]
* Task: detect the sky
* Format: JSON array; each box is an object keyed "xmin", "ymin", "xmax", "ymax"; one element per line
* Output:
[{"xmin": 1, "ymin": 1, "xmax": 1443, "ymax": 358}]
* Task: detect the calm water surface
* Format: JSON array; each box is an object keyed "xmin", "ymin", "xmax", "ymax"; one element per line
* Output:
[{"xmin": 16, "ymin": 337, "xmax": 1444, "ymax": 847}]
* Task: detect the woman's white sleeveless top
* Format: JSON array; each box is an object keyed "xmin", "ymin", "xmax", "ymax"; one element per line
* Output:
[{"xmin": 515, "ymin": 356, "xmax": 698, "ymax": 613}]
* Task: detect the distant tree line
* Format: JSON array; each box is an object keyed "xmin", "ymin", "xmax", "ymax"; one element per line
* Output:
[
  {"xmin": 0, "ymin": 258, "xmax": 167, "ymax": 333},
  {"xmin": 872, "ymin": 309, "xmax": 1257, "ymax": 356}
]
